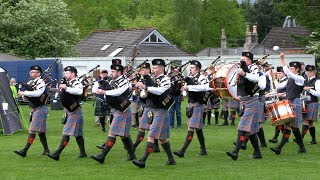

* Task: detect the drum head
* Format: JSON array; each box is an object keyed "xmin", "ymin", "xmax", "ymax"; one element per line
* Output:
[{"xmin": 213, "ymin": 63, "xmax": 239, "ymax": 100}]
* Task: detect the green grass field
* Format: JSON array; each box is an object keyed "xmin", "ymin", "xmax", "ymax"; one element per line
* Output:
[{"xmin": 1, "ymin": 100, "xmax": 320, "ymax": 180}]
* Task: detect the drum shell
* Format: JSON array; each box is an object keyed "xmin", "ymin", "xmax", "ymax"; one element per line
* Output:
[{"xmin": 267, "ymin": 100, "xmax": 295, "ymax": 126}]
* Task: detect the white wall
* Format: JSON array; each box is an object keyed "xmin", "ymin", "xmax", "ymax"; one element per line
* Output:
[{"xmin": 38, "ymin": 54, "xmax": 315, "ymax": 76}]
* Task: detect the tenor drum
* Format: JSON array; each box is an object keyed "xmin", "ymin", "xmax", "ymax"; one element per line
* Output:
[
  {"xmin": 211, "ymin": 63, "xmax": 239, "ymax": 100},
  {"xmin": 267, "ymin": 100, "xmax": 295, "ymax": 126}
]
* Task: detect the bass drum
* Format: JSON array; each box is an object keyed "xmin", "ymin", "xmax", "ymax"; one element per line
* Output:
[{"xmin": 211, "ymin": 63, "xmax": 239, "ymax": 100}]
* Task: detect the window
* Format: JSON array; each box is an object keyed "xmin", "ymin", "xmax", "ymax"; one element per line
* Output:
[
  {"xmin": 140, "ymin": 30, "xmax": 170, "ymax": 45},
  {"xmin": 108, "ymin": 47, "xmax": 124, "ymax": 57},
  {"xmin": 100, "ymin": 43, "xmax": 112, "ymax": 51}
]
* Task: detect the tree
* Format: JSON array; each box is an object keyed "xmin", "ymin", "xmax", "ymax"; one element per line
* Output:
[
  {"xmin": 0, "ymin": 0, "xmax": 79, "ymax": 58},
  {"xmin": 200, "ymin": 0, "xmax": 246, "ymax": 48},
  {"xmin": 239, "ymin": 0, "xmax": 286, "ymax": 43},
  {"xmin": 274, "ymin": 0, "xmax": 320, "ymax": 56}
]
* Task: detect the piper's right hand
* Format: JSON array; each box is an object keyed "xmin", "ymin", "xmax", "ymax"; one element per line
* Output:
[
  {"xmin": 96, "ymin": 89, "xmax": 106, "ymax": 95},
  {"xmin": 18, "ymin": 91, "xmax": 24, "ymax": 96},
  {"xmin": 59, "ymin": 84, "xmax": 67, "ymax": 90}
]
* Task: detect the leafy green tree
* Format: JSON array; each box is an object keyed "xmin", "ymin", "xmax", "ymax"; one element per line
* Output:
[
  {"xmin": 200, "ymin": 0, "xmax": 246, "ymax": 48},
  {"xmin": 0, "ymin": 0, "xmax": 79, "ymax": 58}
]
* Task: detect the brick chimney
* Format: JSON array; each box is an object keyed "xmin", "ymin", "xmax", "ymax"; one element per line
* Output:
[
  {"xmin": 220, "ymin": 29, "xmax": 227, "ymax": 55},
  {"xmin": 243, "ymin": 23, "xmax": 252, "ymax": 51},
  {"xmin": 251, "ymin": 23, "xmax": 258, "ymax": 45}
]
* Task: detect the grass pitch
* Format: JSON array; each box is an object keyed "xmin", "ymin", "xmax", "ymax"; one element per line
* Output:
[{"xmin": 1, "ymin": 100, "xmax": 320, "ymax": 180}]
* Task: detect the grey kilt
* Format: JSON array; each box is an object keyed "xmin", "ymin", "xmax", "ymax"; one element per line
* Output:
[{"xmin": 94, "ymin": 99, "xmax": 111, "ymax": 116}]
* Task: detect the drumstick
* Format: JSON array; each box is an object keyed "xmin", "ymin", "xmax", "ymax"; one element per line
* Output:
[{"xmin": 228, "ymin": 72, "xmax": 237, "ymax": 85}]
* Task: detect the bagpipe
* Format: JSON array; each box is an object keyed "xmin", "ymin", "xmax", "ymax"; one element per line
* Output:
[
  {"xmin": 78, "ymin": 65, "xmax": 100, "ymax": 81},
  {"xmin": 19, "ymin": 59, "xmax": 60, "ymax": 107},
  {"xmin": 235, "ymin": 54, "xmax": 270, "ymax": 97},
  {"xmin": 95, "ymin": 76, "xmax": 131, "ymax": 112},
  {"xmin": 143, "ymin": 74, "xmax": 175, "ymax": 110},
  {"xmin": 124, "ymin": 51, "xmax": 141, "ymax": 78},
  {"xmin": 58, "ymin": 77, "xmax": 81, "ymax": 112}
]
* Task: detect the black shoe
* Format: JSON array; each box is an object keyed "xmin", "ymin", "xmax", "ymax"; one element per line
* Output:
[
  {"xmin": 90, "ymin": 154, "xmax": 105, "ymax": 164},
  {"xmin": 40, "ymin": 150, "xmax": 50, "ymax": 156},
  {"xmin": 268, "ymin": 138, "xmax": 278, "ymax": 143},
  {"xmin": 221, "ymin": 122, "xmax": 228, "ymax": 126},
  {"xmin": 260, "ymin": 143, "xmax": 268, "ymax": 147},
  {"xmin": 298, "ymin": 147, "xmax": 306, "ymax": 153},
  {"xmin": 96, "ymin": 144, "xmax": 105, "ymax": 150},
  {"xmin": 251, "ymin": 152, "xmax": 262, "ymax": 159},
  {"xmin": 233, "ymin": 141, "xmax": 246, "ymax": 150},
  {"xmin": 199, "ymin": 149, "xmax": 207, "ymax": 156},
  {"xmin": 230, "ymin": 122, "xmax": 235, "ymax": 126},
  {"xmin": 309, "ymin": 140, "xmax": 317, "ymax": 144},
  {"xmin": 126, "ymin": 154, "xmax": 137, "ymax": 161},
  {"xmin": 270, "ymin": 147, "xmax": 281, "ymax": 155},
  {"xmin": 153, "ymin": 147, "xmax": 160, "ymax": 153},
  {"xmin": 226, "ymin": 151, "xmax": 238, "ymax": 161},
  {"xmin": 165, "ymin": 158, "xmax": 176, "ymax": 165},
  {"xmin": 78, "ymin": 153, "xmax": 88, "ymax": 158},
  {"xmin": 173, "ymin": 150, "xmax": 185, "ymax": 158},
  {"xmin": 47, "ymin": 153, "xmax": 60, "ymax": 161},
  {"xmin": 132, "ymin": 159, "xmax": 145, "ymax": 168},
  {"xmin": 13, "ymin": 150, "xmax": 26, "ymax": 158}
]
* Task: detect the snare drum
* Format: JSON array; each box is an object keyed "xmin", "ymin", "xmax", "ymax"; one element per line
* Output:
[
  {"xmin": 267, "ymin": 100, "xmax": 295, "ymax": 126},
  {"xmin": 211, "ymin": 63, "xmax": 239, "ymax": 100}
]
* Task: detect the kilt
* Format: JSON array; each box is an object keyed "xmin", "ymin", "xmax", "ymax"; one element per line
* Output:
[
  {"xmin": 139, "ymin": 107, "xmax": 151, "ymax": 130},
  {"xmin": 258, "ymin": 96, "xmax": 266, "ymax": 123},
  {"xmin": 228, "ymin": 99, "xmax": 240, "ymax": 109},
  {"xmin": 109, "ymin": 108, "xmax": 131, "ymax": 137},
  {"xmin": 94, "ymin": 100, "xmax": 110, "ymax": 116},
  {"xmin": 148, "ymin": 108, "xmax": 170, "ymax": 140},
  {"xmin": 286, "ymin": 98, "xmax": 302, "ymax": 129},
  {"xmin": 206, "ymin": 100, "xmax": 220, "ymax": 110},
  {"xmin": 238, "ymin": 96, "xmax": 259, "ymax": 134},
  {"xmin": 187, "ymin": 102, "xmax": 204, "ymax": 130},
  {"xmin": 29, "ymin": 105, "xmax": 48, "ymax": 133},
  {"xmin": 305, "ymin": 102, "xmax": 319, "ymax": 121},
  {"xmin": 221, "ymin": 99, "xmax": 228, "ymax": 110},
  {"xmin": 63, "ymin": 108, "xmax": 84, "ymax": 137},
  {"xmin": 130, "ymin": 102, "xmax": 139, "ymax": 113}
]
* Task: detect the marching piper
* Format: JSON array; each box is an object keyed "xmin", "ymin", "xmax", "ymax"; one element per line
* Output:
[
  {"xmin": 174, "ymin": 60, "xmax": 211, "ymax": 158},
  {"xmin": 90, "ymin": 63, "xmax": 136, "ymax": 164},
  {"xmin": 14, "ymin": 65, "xmax": 50, "ymax": 157},
  {"xmin": 47, "ymin": 66, "xmax": 87, "ymax": 161},
  {"xmin": 132, "ymin": 59, "xmax": 176, "ymax": 168}
]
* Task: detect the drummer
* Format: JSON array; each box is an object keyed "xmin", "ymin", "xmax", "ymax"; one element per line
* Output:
[
  {"xmin": 270, "ymin": 53, "xmax": 306, "ymax": 155},
  {"xmin": 268, "ymin": 67, "xmax": 288, "ymax": 143},
  {"xmin": 300, "ymin": 65, "xmax": 320, "ymax": 144},
  {"xmin": 256, "ymin": 62, "xmax": 270, "ymax": 148},
  {"xmin": 205, "ymin": 66, "xmax": 221, "ymax": 126}
]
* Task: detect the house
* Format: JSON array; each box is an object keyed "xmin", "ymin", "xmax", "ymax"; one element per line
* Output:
[
  {"xmin": 260, "ymin": 16, "xmax": 310, "ymax": 54},
  {"xmin": 196, "ymin": 17, "xmax": 314, "ymax": 68},
  {"xmin": 75, "ymin": 27, "xmax": 192, "ymax": 58}
]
